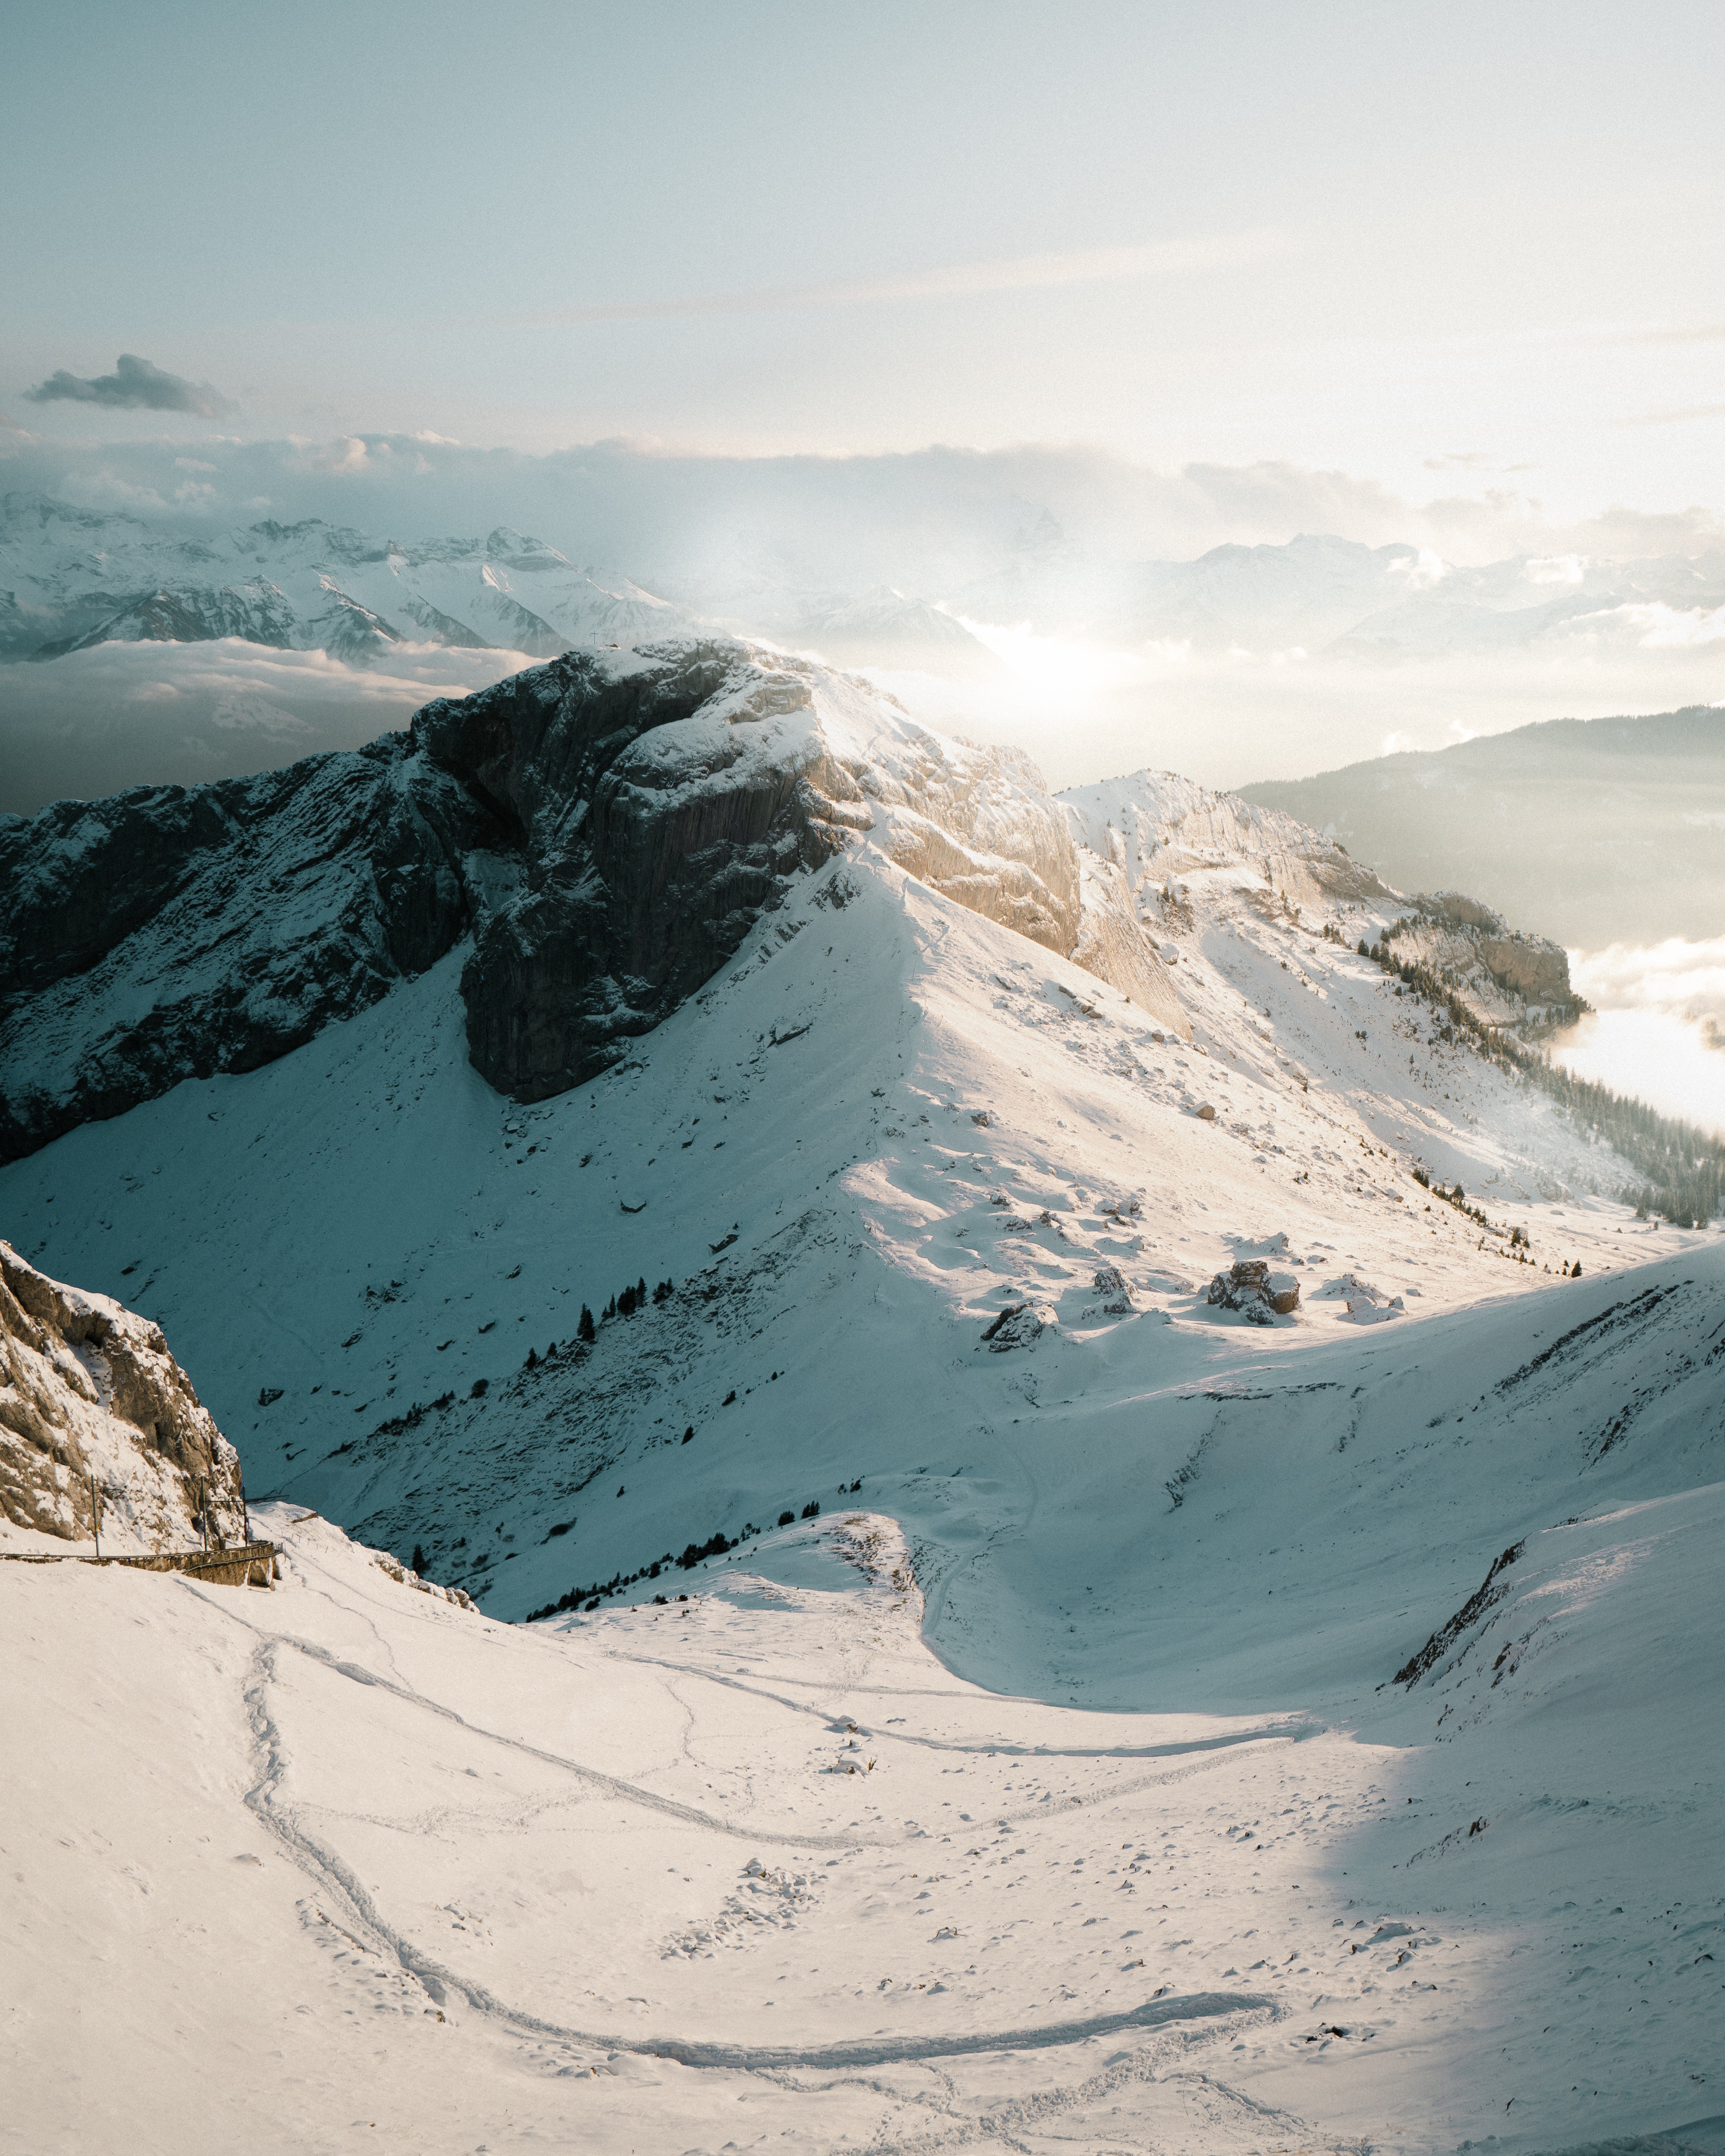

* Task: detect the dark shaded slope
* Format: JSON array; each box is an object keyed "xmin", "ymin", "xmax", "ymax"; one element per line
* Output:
[{"xmin": 0, "ymin": 642, "xmax": 850, "ymax": 1162}]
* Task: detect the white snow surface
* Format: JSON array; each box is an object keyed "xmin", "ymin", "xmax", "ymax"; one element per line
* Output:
[{"xmin": 3, "ymin": 763, "xmax": 1724, "ymax": 2153}]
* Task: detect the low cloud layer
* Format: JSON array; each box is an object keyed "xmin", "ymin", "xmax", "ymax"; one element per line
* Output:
[
  {"xmin": 1556, "ymin": 941, "xmax": 1725, "ymax": 1140},
  {"xmin": 25, "ymin": 354, "xmax": 238, "ymax": 420},
  {"xmin": 0, "ymin": 639, "xmax": 528, "ymax": 818},
  {"xmin": 3, "ymin": 429, "xmax": 1720, "ymax": 583}
]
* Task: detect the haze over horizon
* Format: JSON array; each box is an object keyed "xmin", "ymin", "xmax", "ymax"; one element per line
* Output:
[{"xmin": 6, "ymin": 1, "xmax": 1725, "ymax": 508}]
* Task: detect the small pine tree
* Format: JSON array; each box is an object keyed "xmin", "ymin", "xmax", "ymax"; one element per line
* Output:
[
  {"xmin": 526, "ymin": 1346, "xmax": 538, "ymax": 1369},
  {"xmin": 636, "ymin": 1276, "xmax": 647, "ymax": 1305},
  {"xmin": 605, "ymin": 1295, "xmax": 616, "ymax": 1320},
  {"xmin": 577, "ymin": 1304, "xmax": 595, "ymax": 1343},
  {"xmin": 412, "ymin": 1544, "xmax": 427, "ymax": 1573}
]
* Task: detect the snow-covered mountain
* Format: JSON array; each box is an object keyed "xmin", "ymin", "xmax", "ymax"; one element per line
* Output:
[
  {"xmin": 956, "ymin": 528, "xmax": 1725, "ymax": 659},
  {"xmin": 14, "ymin": 490, "xmax": 1717, "ymax": 689},
  {"xmin": 3, "ymin": 634, "xmax": 1722, "ymax": 2151},
  {"xmin": 0, "ymin": 492, "xmax": 691, "ymax": 663},
  {"xmin": 0, "ymin": 638, "xmax": 1186, "ymax": 1161}
]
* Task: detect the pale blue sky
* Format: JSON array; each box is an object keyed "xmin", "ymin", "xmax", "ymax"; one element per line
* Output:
[{"xmin": 5, "ymin": 0, "xmax": 1724, "ymax": 517}]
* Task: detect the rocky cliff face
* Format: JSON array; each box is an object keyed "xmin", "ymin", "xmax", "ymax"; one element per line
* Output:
[
  {"xmin": 0, "ymin": 737, "xmax": 508, "ymax": 1161},
  {"xmin": 1060, "ymin": 768, "xmax": 1396, "ymax": 920},
  {"xmin": 0, "ymin": 636, "xmax": 1183, "ymax": 1156},
  {"xmin": 1388, "ymin": 894, "xmax": 1578, "ymax": 1026},
  {"xmin": 0, "ymin": 1240, "xmax": 247, "ymax": 1551}
]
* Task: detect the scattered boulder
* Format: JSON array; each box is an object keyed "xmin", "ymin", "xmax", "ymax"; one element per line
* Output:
[
  {"xmin": 1195, "ymin": 1102, "xmax": 1217, "ymax": 1122},
  {"xmin": 1092, "ymin": 1266, "xmax": 1134, "ymax": 1315},
  {"xmin": 1205, "ymin": 1259, "xmax": 1299, "ymax": 1325},
  {"xmin": 979, "ymin": 1303, "xmax": 1046, "ymax": 1352}
]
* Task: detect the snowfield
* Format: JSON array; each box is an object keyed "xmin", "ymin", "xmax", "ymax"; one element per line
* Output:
[{"xmin": 3, "ymin": 666, "xmax": 1723, "ymax": 2153}]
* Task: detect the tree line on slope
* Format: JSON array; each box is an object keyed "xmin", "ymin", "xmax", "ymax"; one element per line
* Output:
[{"xmin": 1358, "ymin": 940, "xmax": 1724, "ymax": 1227}]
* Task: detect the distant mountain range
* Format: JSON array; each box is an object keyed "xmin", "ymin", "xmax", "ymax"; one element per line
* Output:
[
  {"xmin": 8, "ymin": 491, "xmax": 1723, "ymax": 677},
  {"xmin": 954, "ymin": 529, "xmax": 1725, "ymax": 659},
  {"xmin": 1242, "ymin": 705, "xmax": 1725, "ymax": 948},
  {"xmin": 0, "ymin": 494, "xmax": 690, "ymax": 663}
]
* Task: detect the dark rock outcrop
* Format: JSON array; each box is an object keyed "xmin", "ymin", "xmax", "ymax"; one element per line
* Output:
[
  {"xmin": 0, "ymin": 736, "xmax": 506, "ymax": 1161},
  {"xmin": 418, "ymin": 642, "xmax": 859, "ymax": 1099}
]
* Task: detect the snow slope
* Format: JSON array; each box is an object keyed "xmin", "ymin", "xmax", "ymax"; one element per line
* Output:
[
  {"xmin": 3, "ymin": 1366, "xmax": 1720, "ymax": 2153},
  {"xmin": 3, "ymin": 687, "xmax": 1723, "ymax": 2151}
]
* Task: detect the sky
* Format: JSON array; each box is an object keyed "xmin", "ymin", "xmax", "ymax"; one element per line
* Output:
[{"xmin": 4, "ymin": 0, "xmax": 1725, "ymax": 523}]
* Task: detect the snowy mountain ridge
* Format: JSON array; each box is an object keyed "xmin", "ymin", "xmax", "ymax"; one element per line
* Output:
[
  {"xmin": 12, "ymin": 489, "xmax": 1720, "ymax": 686},
  {"xmin": 4, "ymin": 633, "xmax": 1722, "ymax": 2152},
  {"xmin": 0, "ymin": 635, "xmax": 1658, "ymax": 1593},
  {"xmin": 0, "ymin": 491, "xmax": 690, "ymax": 663},
  {"xmin": 0, "ymin": 636, "xmax": 1188, "ymax": 1161}
]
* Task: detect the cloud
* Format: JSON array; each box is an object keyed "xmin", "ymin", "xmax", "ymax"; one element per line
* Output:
[
  {"xmin": 1593, "ymin": 320, "xmax": 1725, "ymax": 348},
  {"xmin": 1523, "ymin": 554, "xmax": 1587, "ymax": 586},
  {"xmin": 25, "ymin": 353, "xmax": 238, "ymax": 420},
  {"xmin": 1423, "ymin": 450, "xmax": 1534, "ymax": 475},
  {"xmin": 518, "ymin": 229, "xmax": 1285, "ymax": 327},
  {"xmin": 1574, "ymin": 935, "xmax": 1725, "ymax": 1018},
  {"xmin": 294, "ymin": 435, "xmax": 371, "ymax": 474},
  {"xmin": 1608, "ymin": 601, "xmax": 1725, "ymax": 649},
  {"xmin": 1622, "ymin": 401, "xmax": 1725, "ymax": 427},
  {"xmin": 1181, "ymin": 460, "xmax": 1433, "ymax": 550},
  {"xmin": 2, "ymin": 428, "xmax": 1720, "ymax": 588}
]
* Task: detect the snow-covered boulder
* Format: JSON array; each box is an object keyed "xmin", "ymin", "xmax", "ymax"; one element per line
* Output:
[
  {"xmin": 0, "ymin": 1240, "xmax": 247, "ymax": 1551},
  {"xmin": 1205, "ymin": 1258, "xmax": 1299, "ymax": 1323}
]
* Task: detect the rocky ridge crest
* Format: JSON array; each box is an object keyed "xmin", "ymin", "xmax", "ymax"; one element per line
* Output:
[{"xmin": 0, "ymin": 637, "xmax": 1186, "ymax": 1159}]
